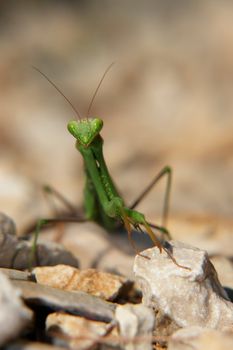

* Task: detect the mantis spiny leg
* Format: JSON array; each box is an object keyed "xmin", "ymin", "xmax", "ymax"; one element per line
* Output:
[
  {"xmin": 143, "ymin": 221, "xmax": 191, "ymax": 270},
  {"xmin": 120, "ymin": 210, "xmax": 149, "ymax": 259}
]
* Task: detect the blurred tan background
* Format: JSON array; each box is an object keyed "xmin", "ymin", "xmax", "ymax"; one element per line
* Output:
[{"xmin": 0, "ymin": 0, "xmax": 233, "ymax": 254}]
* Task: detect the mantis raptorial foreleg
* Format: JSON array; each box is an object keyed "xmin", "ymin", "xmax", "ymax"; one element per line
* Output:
[{"xmin": 121, "ymin": 207, "xmax": 190, "ymax": 270}]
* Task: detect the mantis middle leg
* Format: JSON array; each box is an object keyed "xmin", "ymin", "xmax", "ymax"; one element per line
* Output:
[
  {"xmin": 129, "ymin": 165, "xmax": 172, "ymax": 238},
  {"xmin": 28, "ymin": 185, "xmax": 86, "ymax": 268}
]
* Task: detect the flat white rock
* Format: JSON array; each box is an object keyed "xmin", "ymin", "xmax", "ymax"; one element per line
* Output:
[{"xmin": 134, "ymin": 241, "xmax": 233, "ymax": 335}]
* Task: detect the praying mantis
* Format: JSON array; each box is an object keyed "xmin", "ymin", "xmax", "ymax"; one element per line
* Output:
[{"xmin": 30, "ymin": 65, "xmax": 189, "ymax": 270}]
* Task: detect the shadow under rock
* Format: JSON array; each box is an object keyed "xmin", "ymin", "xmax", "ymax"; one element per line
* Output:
[{"xmin": 224, "ymin": 287, "xmax": 233, "ymax": 303}]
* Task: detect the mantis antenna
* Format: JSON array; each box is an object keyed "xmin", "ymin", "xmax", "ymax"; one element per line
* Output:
[
  {"xmin": 31, "ymin": 65, "xmax": 82, "ymax": 121},
  {"xmin": 86, "ymin": 62, "xmax": 115, "ymax": 118}
]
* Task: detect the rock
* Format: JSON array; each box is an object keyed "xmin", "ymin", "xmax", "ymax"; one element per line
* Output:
[
  {"xmin": 0, "ymin": 228, "xmax": 19, "ymax": 267},
  {"xmin": 115, "ymin": 304, "xmax": 155, "ymax": 350},
  {"xmin": 46, "ymin": 312, "xmax": 113, "ymax": 349},
  {"xmin": 0, "ymin": 268, "xmax": 30, "ymax": 281},
  {"xmin": 0, "ymin": 231, "xmax": 79, "ymax": 269},
  {"xmin": 0, "ymin": 212, "xmax": 16, "ymax": 236},
  {"xmin": 35, "ymin": 242, "xmax": 78, "ymax": 268},
  {"xmin": 168, "ymin": 326, "xmax": 233, "ymax": 350},
  {"xmin": 12, "ymin": 280, "xmax": 115, "ymax": 322},
  {"xmin": 134, "ymin": 241, "xmax": 233, "ymax": 335},
  {"xmin": 0, "ymin": 272, "xmax": 33, "ymax": 347},
  {"xmin": 32, "ymin": 265, "xmax": 131, "ymax": 301},
  {"xmin": 0, "ymin": 212, "xmax": 79, "ymax": 269}
]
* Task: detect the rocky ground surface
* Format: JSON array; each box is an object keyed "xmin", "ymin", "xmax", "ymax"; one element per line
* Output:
[{"xmin": 1, "ymin": 1, "xmax": 233, "ymax": 349}]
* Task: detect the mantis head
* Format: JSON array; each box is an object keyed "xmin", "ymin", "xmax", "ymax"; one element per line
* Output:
[{"xmin": 67, "ymin": 118, "xmax": 103, "ymax": 147}]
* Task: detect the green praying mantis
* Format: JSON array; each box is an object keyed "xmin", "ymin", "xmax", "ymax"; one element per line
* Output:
[{"xmin": 30, "ymin": 65, "xmax": 190, "ymax": 270}]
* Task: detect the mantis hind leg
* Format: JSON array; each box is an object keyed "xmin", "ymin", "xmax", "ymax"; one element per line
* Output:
[
  {"xmin": 130, "ymin": 165, "xmax": 172, "ymax": 234},
  {"xmin": 43, "ymin": 184, "xmax": 79, "ymax": 215},
  {"xmin": 24, "ymin": 184, "xmax": 84, "ymax": 236}
]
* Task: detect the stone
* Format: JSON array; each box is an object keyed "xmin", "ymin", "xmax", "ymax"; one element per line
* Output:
[
  {"xmin": 0, "ymin": 268, "xmax": 30, "ymax": 281},
  {"xmin": 12, "ymin": 280, "xmax": 115, "ymax": 323},
  {"xmin": 32, "ymin": 264, "xmax": 130, "ymax": 301},
  {"xmin": 115, "ymin": 304, "xmax": 155, "ymax": 350},
  {"xmin": 0, "ymin": 232, "xmax": 79, "ymax": 269},
  {"xmin": 0, "ymin": 272, "xmax": 33, "ymax": 347},
  {"xmin": 13, "ymin": 241, "xmax": 79, "ymax": 269},
  {"xmin": 134, "ymin": 241, "xmax": 233, "ymax": 335},
  {"xmin": 0, "ymin": 212, "xmax": 16, "ymax": 236},
  {"xmin": 168, "ymin": 326, "xmax": 233, "ymax": 350},
  {"xmin": 0, "ymin": 212, "xmax": 79, "ymax": 269},
  {"xmin": 46, "ymin": 312, "xmax": 112, "ymax": 349},
  {"xmin": 0, "ymin": 229, "xmax": 19, "ymax": 268}
]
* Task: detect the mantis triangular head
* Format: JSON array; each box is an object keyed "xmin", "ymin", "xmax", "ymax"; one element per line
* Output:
[{"xmin": 67, "ymin": 118, "xmax": 103, "ymax": 146}]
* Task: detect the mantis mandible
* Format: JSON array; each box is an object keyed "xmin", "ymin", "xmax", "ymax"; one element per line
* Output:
[{"xmin": 30, "ymin": 65, "xmax": 189, "ymax": 270}]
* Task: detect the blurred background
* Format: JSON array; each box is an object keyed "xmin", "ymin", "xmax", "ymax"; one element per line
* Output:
[{"xmin": 0, "ymin": 0, "xmax": 233, "ymax": 254}]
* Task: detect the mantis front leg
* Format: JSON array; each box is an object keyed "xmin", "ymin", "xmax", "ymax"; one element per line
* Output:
[{"xmin": 123, "ymin": 207, "xmax": 190, "ymax": 270}]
